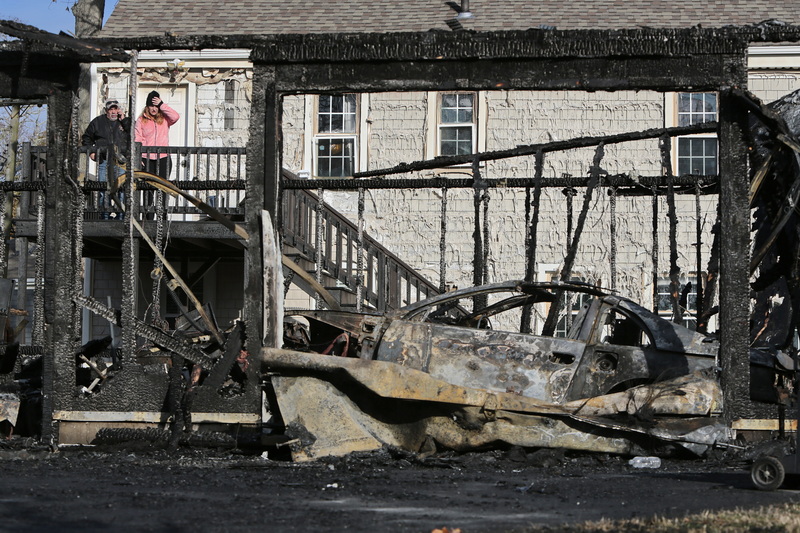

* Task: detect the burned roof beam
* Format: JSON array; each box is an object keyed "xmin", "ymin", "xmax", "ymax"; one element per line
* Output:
[
  {"xmin": 0, "ymin": 20, "xmax": 129, "ymax": 62},
  {"xmin": 88, "ymin": 25, "xmax": 800, "ymax": 63},
  {"xmin": 283, "ymin": 174, "xmax": 718, "ymax": 191},
  {"xmin": 353, "ymin": 122, "xmax": 717, "ymax": 178}
]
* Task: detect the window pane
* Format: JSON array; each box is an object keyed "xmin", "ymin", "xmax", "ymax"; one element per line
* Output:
[
  {"xmin": 441, "ymin": 126, "xmax": 473, "ymax": 155},
  {"xmin": 678, "ymin": 93, "xmax": 690, "ymax": 113},
  {"xmin": 344, "ymin": 94, "xmax": 357, "ymax": 113},
  {"xmin": 441, "ymin": 109, "xmax": 458, "ymax": 123},
  {"xmin": 677, "ymin": 137, "xmax": 717, "ymax": 176},
  {"xmin": 677, "ymin": 92, "xmax": 717, "ymax": 126},
  {"xmin": 705, "ymin": 138, "xmax": 717, "ymax": 157},
  {"xmin": 703, "ymin": 93, "xmax": 717, "ymax": 114},
  {"xmin": 319, "ymin": 115, "xmax": 331, "ymax": 133},
  {"xmin": 317, "ymin": 94, "xmax": 356, "ymax": 134},
  {"xmin": 317, "ymin": 137, "xmax": 356, "ymax": 177},
  {"xmin": 344, "ymin": 113, "xmax": 356, "ymax": 133},
  {"xmin": 705, "ymin": 156, "xmax": 717, "ymax": 175},
  {"xmin": 319, "ymin": 96, "xmax": 330, "ymax": 114},
  {"xmin": 678, "ymin": 139, "xmax": 690, "ymax": 157},
  {"xmin": 440, "ymin": 92, "xmax": 475, "ymax": 125},
  {"xmin": 458, "ymin": 94, "xmax": 474, "ymax": 108}
]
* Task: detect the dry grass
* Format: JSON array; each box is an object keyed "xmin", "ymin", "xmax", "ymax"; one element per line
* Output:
[{"xmin": 528, "ymin": 502, "xmax": 800, "ymax": 532}]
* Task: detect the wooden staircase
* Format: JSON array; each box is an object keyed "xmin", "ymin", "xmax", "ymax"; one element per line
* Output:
[{"xmin": 281, "ymin": 182, "xmax": 440, "ymax": 312}]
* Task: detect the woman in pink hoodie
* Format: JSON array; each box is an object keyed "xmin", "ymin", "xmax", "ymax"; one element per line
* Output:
[{"xmin": 135, "ymin": 90, "xmax": 180, "ymax": 180}]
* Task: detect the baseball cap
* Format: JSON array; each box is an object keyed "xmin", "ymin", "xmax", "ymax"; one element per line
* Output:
[{"xmin": 105, "ymin": 99, "xmax": 120, "ymax": 110}]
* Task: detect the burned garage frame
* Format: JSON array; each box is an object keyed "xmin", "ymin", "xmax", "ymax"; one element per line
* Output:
[
  {"xmin": 245, "ymin": 26, "xmax": 777, "ymax": 426},
  {"xmin": 3, "ymin": 21, "xmax": 800, "ymax": 450}
]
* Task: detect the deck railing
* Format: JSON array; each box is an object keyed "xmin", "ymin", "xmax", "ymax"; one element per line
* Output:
[
  {"xmin": 18, "ymin": 144, "xmax": 438, "ymax": 312},
  {"xmin": 74, "ymin": 145, "xmax": 247, "ymax": 220}
]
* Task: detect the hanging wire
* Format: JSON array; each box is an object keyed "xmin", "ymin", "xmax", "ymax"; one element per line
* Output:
[
  {"xmin": 33, "ymin": 191, "xmax": 45, "ymax": 347},
  {"xmin": 356, "ymin": 186, "xmax": 365, "ymax": 312},
  {"xmin": 471, "ymin": 155, "xmax": 487, "ymax": 310},
  {"xmin": 609, "ymin": 184, "xmax": 617, "ymax": 291},
  {"xmin": 315, "ymin": 186, "xmax": 324, "ymax": 310},
  {"xmin": 651, "ymin": 185, "xmax": 659, "ymax": 314},
  {"xmin": 563, "ymin": 184, "xmax": 577, "ymax": 251},
  {"xmin": 660, "ymin": 133, "xmax": 682, "ymax": 323},
  {"xmin": 439, "ymin": 185, "xmax": 448, "ymax": 294},
  {"xmin": 520, "ymin": 150, "xmax": 543, "ymax": 333},
  {"xmin": 694, "ymin": 177, "xmax": 704, "ymax": 327}
]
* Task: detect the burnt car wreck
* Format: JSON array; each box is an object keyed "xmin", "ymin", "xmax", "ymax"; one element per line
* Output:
[{"xmin": 264, "ymin": 280, "xmax": 792, "ymax": 461}]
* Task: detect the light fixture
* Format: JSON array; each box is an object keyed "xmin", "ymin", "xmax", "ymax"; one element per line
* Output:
[
  {"xmin": 456, "ymin": 0, "xmax": 474, "ymax": 20},
  {"xmin": 166, "ymin": 58, "xmax": 186, "ymax": 71}
]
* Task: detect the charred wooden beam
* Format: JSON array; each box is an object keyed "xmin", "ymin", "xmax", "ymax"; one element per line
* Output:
[
  {"xmin": 0, "ymin": 20, "xmax": 129, "ymax": 62},
  {"xmin": 283, "ymin": 173, "xmax": 718, "ymax": 192},
  {"xmin": 353, "ymin": 123, "xmax": 717, "ymax": 179},
  {"xmin": 718, "ymin": 89, "xmax": 753, "ymax": 422}
]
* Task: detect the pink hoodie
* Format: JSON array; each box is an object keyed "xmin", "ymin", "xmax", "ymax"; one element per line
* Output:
[{"xmin": 134, "ymin": 104, "xmax": 180, "ymax": 159}]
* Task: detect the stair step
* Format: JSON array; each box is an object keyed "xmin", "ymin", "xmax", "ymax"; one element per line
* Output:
[{"xmin": 324, "ymin": 286, "xmax": 356, "ymax": 294}]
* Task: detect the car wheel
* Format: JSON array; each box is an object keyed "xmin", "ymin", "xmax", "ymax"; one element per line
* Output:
[{"xmin": 751, "ymin": 456, "xmax": 785, "ymax": 491}]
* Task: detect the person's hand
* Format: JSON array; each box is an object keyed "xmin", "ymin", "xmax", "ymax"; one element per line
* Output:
[
  {"xmin": 151, "ymin": 96, "xmax": 162, "ymax": 107},
  {"xmin": 117, "ymin": 110, "xmax": 125, "ymax": 120},
  {"xmin": 89, "ymin": 152, "xmax": 96, "ymax": 161}
]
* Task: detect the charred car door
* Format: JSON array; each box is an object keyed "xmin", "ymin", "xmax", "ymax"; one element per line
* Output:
[{"xmin": 567, "ymin": 296, "xmax": 717, "ymax": 401}]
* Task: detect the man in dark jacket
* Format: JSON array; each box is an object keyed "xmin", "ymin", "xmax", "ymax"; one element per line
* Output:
[{"xmin": 82, "ymin": 99, "xmax": 131, "ymax": 219}]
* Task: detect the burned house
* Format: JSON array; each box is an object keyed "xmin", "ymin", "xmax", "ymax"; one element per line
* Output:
[{"xmin": 3, "ymin": 1, "xmax": 800, "ymax": 459}]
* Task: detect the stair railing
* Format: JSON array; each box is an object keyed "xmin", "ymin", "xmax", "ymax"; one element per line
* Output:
[{"xmin": 281, "ymin": 178, "xmax": 440, "ymax": 312}]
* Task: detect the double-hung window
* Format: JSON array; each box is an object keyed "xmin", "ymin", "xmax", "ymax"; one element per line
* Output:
[
  {"xmin": 439, "ymin": 93, "xmax": 476, "ymax": 156},
  {"xmin": 315, "ymin": 94, "xmax": 357, "ymax": 177},
  {"xmin": 676, "ymin": 93, "xmax": 718, "ymax": 176}
]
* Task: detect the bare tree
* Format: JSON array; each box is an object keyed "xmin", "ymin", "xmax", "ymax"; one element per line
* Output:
[{"xmin": 71, "ymin": 0, "xmax": 106, "ymax": 38}]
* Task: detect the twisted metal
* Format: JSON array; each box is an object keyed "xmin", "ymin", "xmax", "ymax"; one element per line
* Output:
[
  {"xmin": 149, "ymin": 185, "xmax": 167, "ymax": 324},
  {"xmin": 74, "ymin": 294, "xmax": 215, "ymax": 369}
]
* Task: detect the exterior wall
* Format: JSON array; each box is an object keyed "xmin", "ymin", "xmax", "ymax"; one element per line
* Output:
[
  {"xmin": 92, "ymin": 61, "xmax": 800, "ymax": 325},
  {"xmin": 97, "ymin": 67, "xmax": 252, "ymax": 148},
  {"xmin": 749, "ymin": 71, "xmax": 800, "ymax": 103},
  {"xmin": 286, "ymin": 89, "xmax": 720, "ymax": 321},
  {"xmin": 195, "ymin": 72, "xmax": 252, "ymax": 147}
]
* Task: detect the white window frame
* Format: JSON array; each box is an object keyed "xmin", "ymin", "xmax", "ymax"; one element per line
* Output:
[
  {"xmin": 438, "ymin": 92, "xmax": 477, "ymax": 156},
  {"xmin": 668, "ymin": 92, "xmax": 718, "ymax": 176},
  {"xmin": 313, "ymin": 94, "xmax": 359, "ymax": 178},
  {"xmin": 425, "ymin": 91, "xmax": 487, "ymax": 166}
]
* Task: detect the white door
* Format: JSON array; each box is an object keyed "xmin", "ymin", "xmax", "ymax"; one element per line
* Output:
[{"xmin": 135, "ymin": 84, "xmax": 189, "ymax": 148}]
